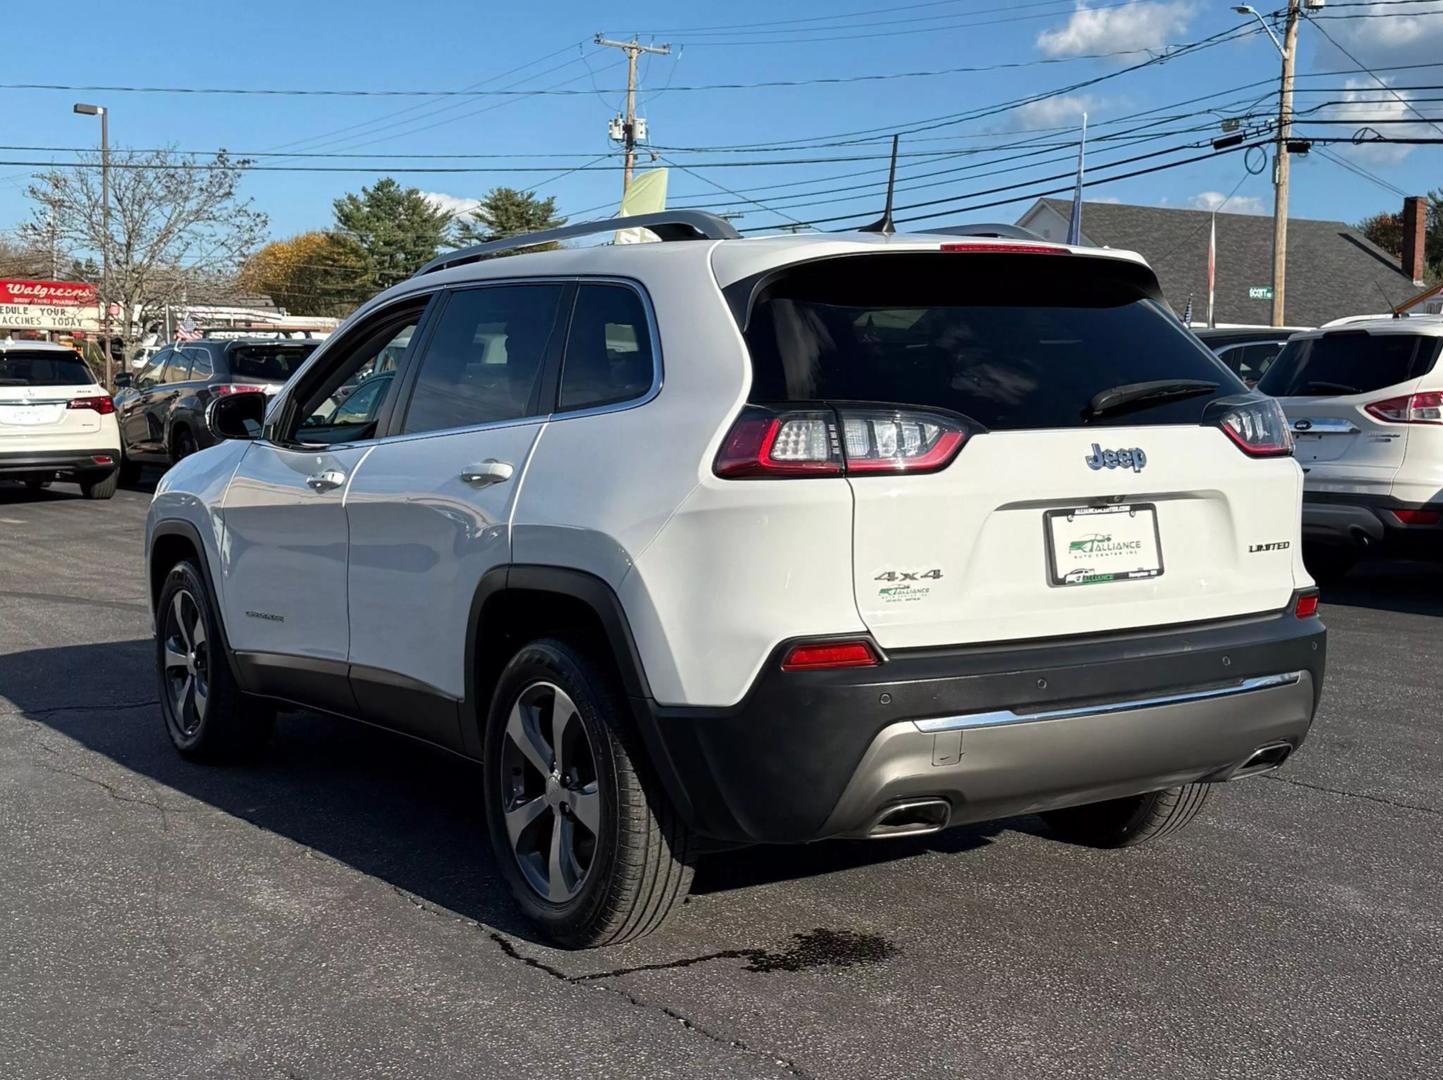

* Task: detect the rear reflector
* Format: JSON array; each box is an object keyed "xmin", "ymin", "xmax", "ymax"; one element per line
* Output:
[
  {"xmin": 1294, "ymin": 593, "xmax": 1319, "ymax": 619},
  {"xmin": 781, "ymin": 641, "xmax": 879, "ymax": 672},
  {"xmin": 716, "ymin": 405, "xmax": 968, "ymax": 478},
  {"xmin": 1365, "ymin": 391, "xmax": 1443, "ymax": 425},
  {"xmin": 67, "ymin": 395, "xmax": 115, "ymax": 415},
  {"xmin": 91, "ymin": 455, "xmax": 114, "ymax": 466},
  {"xmin": 1214, "ymin": 398, "xmax": 1293, "ymax": 457},
  {"xmin": 1394, "ymin": 508, "xmax": 1441, "ymax": 526},
  {"xmin": 938, "ymin": 242, "xmax": 1069, "ymax": 256}
]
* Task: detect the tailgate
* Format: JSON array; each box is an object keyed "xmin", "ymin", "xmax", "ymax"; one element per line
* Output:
[
  {"xmin": 0, "ymin": 387, "xmax": 100, "ymax": 437},
  {"xmin": 852, "ymin": 425, "xmax": 1300, "ymax": 648}
]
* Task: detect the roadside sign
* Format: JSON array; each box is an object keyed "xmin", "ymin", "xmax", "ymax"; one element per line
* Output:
[{"xmin": 1249, "ymin": 286, "xmax": 1274, "ymax": 300}]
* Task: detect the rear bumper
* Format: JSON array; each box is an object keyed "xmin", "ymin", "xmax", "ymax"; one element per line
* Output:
[
  {"xmin": 647, "ymin": 604, "xmax": 1326, "ymax": 844},
  {"xmin": 1302, "ymin": 491, "xmax": 1443, "ymax": 560},
  {"xmin": 0, "ymin": 448, "xmax": 119, "ymax": 477}
]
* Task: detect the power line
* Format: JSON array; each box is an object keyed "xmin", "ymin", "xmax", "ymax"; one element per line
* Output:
[{"xmin": 1304, "ymin": 13, "xmax": 1443, "ymax": 138}]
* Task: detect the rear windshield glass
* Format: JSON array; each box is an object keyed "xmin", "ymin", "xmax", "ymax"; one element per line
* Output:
[
  {"xmin": 736, "ymin": 254, "xmax": 1242, "ymax": 430},
  {"xmin": 0, "ymin": 352, "xmax": 94, "ymax": 386},
  {"xmin": 1257, "ymin": 332, "xmax": 1442, "ymax": 397},
  {"xmin": 228, "ymin": 343, "xmax": 317, "ymax": 382}
]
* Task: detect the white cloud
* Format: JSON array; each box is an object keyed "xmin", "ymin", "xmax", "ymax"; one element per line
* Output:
[
  {"xmin": 1036, "ymin": 1, "xmax": 1192, "ymax": 58},
  {"xmin": 1092, "ymin": 195, "xmax": 1123, "ymax": 204},
  {"xmin": 1324, "ymin": 79, "xmax": 1439, "ymax": 166},
  {"xmin": 1009, "ymin": 95, "xmax": 1097, "ymax": 131},
  {"xmin": 421, "ymin": 191, "xmax": 481, "ymax": 220},
  {"xmin": 1324, "ymin": 1, "xmax": 1443, "ymax": 68},
  {"xmin": 1189, "ymin": 191, "xmax": 1266, "ymax": 214}
]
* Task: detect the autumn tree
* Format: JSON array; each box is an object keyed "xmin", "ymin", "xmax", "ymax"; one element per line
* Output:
[
  {"xmin": 240, "ymin": 231, "xmax": 367, "ymax": 317},
  {"xmin": 1358, "ymin": 193, "xmax": 1443, "ymax": 280},
  {"xmin": 454, "ymin": 187, "xmax": 567, "ymax": 255},
  {"xmin": 25, "ymin": 149, "xmax": 268, "ymax": 349},
  {"xmin": 331, "ymin": 178, "xmax": 450, "ymax": 291}
]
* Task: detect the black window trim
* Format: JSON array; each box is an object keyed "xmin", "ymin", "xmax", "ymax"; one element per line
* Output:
[{"xmin": 549, "ymin": 276, "xmax": 664, "ymax": 421}]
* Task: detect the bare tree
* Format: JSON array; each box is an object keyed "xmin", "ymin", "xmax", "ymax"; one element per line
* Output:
[{"xmin": 24, "ymin": 149, "xmax": 268, "ymax": 353}]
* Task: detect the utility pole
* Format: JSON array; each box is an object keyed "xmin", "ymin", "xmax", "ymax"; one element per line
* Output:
[
  {"xmin": 74, "ymin": 102, "xmax": 111, "ymax": 384},
  {"xmin": 594, "ymin": 34, "xmax": 671, "ymax": 196}
]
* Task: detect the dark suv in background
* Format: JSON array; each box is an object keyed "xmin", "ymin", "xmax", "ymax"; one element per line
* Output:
[{"xmin": 113, "ymin": 338, "xmax": 318, "ymax": 481}]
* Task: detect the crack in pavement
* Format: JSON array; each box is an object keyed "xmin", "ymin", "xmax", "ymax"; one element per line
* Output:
[
  {"xmin": 387, "ymin": 885, "xmax": 812, "ymax": 1078},
  {"xmin": 1264, "ymin": 773, "xmax": 1441, "ymax": 817},
  {"xmin": 0, "ymin": 698, "xmax": 159, "ymax": 719}
]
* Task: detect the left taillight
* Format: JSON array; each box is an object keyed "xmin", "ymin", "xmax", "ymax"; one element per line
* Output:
[
  {"xmin": 715, "ymin": 405, "xmax": 968, "ymax": 479},
  {"xmin": 67, "ymin": 395, "xmax": 114, "ymax": 415},
  {"xmin": 213, "ymin": 383, "xmax": 267, "ymax": 397},
  {"xmin": 1213, "ymin": 398, "xmax": 1293, "ymax": 457}
]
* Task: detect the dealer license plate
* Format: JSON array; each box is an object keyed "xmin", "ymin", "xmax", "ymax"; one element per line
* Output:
[{"xmin": 1046, "ymin": 504, "xmax": 1163, "ymax": 587}]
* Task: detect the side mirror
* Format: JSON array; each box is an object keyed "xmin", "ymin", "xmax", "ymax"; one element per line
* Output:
[
  {"xmin": 114, "ymin": 372, "xmax": 133, "ymax": 389},
  {"xmin": 206, "ymin": 390, "xmax": 266, "ymax": 441}
]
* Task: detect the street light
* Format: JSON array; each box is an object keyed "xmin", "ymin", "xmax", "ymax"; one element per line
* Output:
[
  {"xmin": 73, "ymin": 103, "xmax": 112, "ymax": 386},
  {"xmin": 1234, "ymin": 3, "xmax": 1300, "ymax": 327}
]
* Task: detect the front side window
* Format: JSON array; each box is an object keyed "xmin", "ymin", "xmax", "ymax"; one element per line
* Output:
[
  {"xmin": 400, "ymin": 283, "xmax": 565, "ymax": 435},
  {"xmin": 136, "ymin": 349, "xmax": 170, "ymax": 389},
  {"xmin": 558, "ymin": 284, "xmax": 655, "ymax": 411}
]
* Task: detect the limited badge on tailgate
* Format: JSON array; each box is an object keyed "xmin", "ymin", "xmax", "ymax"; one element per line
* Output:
[{"xmin": 1045, "ymin": 504, "xmax": 1164, "ymax": 587}]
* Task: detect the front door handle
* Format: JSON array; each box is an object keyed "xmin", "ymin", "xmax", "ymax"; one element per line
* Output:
[
  {"xmin": 460, "ymin": 460, "xmax": 514, "ymax": 487},
  {"xmin": 306, "ymin": 469, "xmax": 347, "ymax": 492}
]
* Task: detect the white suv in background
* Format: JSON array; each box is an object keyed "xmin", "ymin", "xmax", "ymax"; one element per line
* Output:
[
  {"xmin": 145, "ymin": 212, "xmax": 1326, "ymax": 947},
  {"xmin": 1258, "ymin": 315, "xmax": 1443, "ymax": 580},
  {"xmin": 0, "ymin": 340, "xmax": 121, "ymax": 499}
]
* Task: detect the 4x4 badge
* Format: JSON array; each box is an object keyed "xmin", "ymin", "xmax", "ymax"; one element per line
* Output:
[{"xmin": 1084, "ymin": 443, "xmax": 1148, "ymax": 472}]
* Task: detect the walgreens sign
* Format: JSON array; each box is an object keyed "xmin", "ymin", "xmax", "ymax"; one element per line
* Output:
[{"xmin": 0, "ymin": 279, "xmax": 98, "ymax": 306}]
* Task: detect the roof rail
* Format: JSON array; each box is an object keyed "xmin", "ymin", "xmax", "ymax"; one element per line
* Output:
[
  {"xmin": 415, "ymin": 210, "xmax": 743, "ymax": 276},
  {"xmin": 927, "ymin": 223, "xmax": 1047, "ymax": 242}
]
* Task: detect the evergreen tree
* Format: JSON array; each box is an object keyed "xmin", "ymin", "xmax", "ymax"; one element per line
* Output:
[
  {"xmin": 454, "ymin": 187, "xmax": 567, "ymax": 255},
  {"xmin": 331, "ymin": 178, "xmax": 450, "ymax": 290}
]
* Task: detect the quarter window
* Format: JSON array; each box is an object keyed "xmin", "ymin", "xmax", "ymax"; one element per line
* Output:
[
  {"xmin": 187, "ymin": 348, "xmax": 214, "ymax": 380},
  {"xmin": 400, "ymin": 283, "xmax": 565, "ymax": 435},
  {"xmin": 558, "ymin": 284, "xmax": 655, "ymax": 411}
]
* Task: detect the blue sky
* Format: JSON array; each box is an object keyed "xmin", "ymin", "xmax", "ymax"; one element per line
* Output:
[{"xmin": 1, "ymin": 0, "xmax": 1439, "ymax": 245}]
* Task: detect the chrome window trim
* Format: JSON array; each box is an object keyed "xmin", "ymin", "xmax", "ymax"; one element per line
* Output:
[{"xmin": 912, "ymin": 670, "xmax": 1305, "ymax": 733}]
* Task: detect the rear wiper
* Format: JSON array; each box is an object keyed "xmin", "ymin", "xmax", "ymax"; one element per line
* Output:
[{"xmin": 1085, "ymin": 379, "xmax": 1219, "ymax": 419}]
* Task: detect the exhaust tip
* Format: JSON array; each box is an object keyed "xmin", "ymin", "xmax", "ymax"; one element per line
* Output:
[
  {"xmin": 1235, "ymin": 741, "xmax": 1293, "ymax": 777},
  {"xmin": 865, "ymin": 798, "xmax": 951, "ymax": 839}
]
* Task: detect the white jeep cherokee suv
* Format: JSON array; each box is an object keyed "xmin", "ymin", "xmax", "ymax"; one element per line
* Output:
[
  {"xmin": 0, "ymin": 340, "xmax": 121, "ymax": 499},
  {"xmin": 1258, "ymin": 314, "xmax": 1443, "ymax": 580},
  {"xmin": 145, "ymin": 213, "xmax": 1326, "ymax": 946}
]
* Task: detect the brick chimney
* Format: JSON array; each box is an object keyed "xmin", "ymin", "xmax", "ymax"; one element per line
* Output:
[{"xmin": 1402, "ymin": 195, "xmax": 1427, "ymax": 285}]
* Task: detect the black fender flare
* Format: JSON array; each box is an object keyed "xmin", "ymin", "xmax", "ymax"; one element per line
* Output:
[
  {"xmin": 464, "ymin": 565, "xmax": 696, "ymax": 826},
  {"xmin": 149, "ymin": 518, "xmax": 240, "ymax": 672}
]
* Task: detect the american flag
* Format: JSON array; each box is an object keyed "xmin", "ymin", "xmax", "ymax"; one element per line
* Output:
[{"xmin": 175, "ymin": 317, "xmax": 201, "ymax": 342}]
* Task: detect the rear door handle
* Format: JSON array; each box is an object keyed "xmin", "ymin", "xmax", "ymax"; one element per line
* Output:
[
  {"xmin": 305, "ymin": 469, "xmax": 347, "ymax": 492},
  {"xmin": 460, "ymin": 460, "xmax": 514, "ymax": 487}
]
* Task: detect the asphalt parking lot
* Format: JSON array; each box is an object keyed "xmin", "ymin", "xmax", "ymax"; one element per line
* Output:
[{"xmin": 1, "ymin": 479, "xmax": 1440, "ymax": 1080}]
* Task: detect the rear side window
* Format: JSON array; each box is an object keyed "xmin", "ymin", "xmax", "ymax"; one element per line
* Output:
[
  {"xmin": 229, "ymin": 344, "xmax": 316, "ymax": 382},
  {"xmin": 400, "ymin": 283, "xmax": 565, "ymax": 435},
  {"xmin": 187, "ymin": 349, "xmax": 214, "ymax": 380},
  {"xmin": 736, "ymin": 253, "xmax": 1242, "ymax": 430},
  {"xmin": 1257, "ymin": 332, "xmax": 1441, "ymax": 397},
  {"xmin": 558, "ymin": 284, "xmax": 655, "ymax": 411},
  {"xmin": 164, "ymin": 354, "xmax": 193, "ymax": 383},
  {"xmin": 0, "ymin": 352, "xmax": 93, "ymax": 386}
]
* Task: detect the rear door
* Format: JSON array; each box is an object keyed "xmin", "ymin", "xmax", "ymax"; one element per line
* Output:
[
  {"xmin": 1259, "ymin": 330, "xmax": 1440, "ymax": 496},
  {"xmin": 738, "ymin": 251, "xmax": 1303, "ymax": 650},
  {"xmin": 0, "ymin": 350, "xmax": 106, "ymax": 446}
]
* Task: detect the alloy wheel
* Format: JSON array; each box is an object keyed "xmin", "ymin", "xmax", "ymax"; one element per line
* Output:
[
  {"xmin": 499, "ymin": 681, "xmax": 602, "ymax": 903},
  {"xmin": 162, "ymin": 589, "xmax": 209, "ymax": 737}
]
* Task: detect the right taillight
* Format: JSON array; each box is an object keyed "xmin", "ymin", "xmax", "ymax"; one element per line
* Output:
[
  {"xmin": 715, "ymin": 405, "xmax": 968, "ymax": 478},
  {"xmin": 1214, "ymin": 398, "xmax": 1294, "ymax": 457},
  {"xmin": 1365, "ymin": 392, "xmax": 1443, "ymax": 424}
]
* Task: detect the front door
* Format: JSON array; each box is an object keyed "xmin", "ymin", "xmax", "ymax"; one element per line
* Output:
[
  {"xmin": 344, "ymin": 281, "xmax": 570, "ymax": 746},
  {"xmin": 218, "ymin": 298, "xmax": 433, "ymax": 712},
  {"xmin": 116, "ymin": 349, "xmax": 172, "ymax": 456}
]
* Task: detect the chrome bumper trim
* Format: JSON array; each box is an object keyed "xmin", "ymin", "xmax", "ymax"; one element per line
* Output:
[{"xmin": 912, "ymin": 671, "xmax": 1305, "ymax": 733}]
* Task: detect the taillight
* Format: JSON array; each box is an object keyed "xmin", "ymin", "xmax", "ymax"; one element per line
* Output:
[
  {"xmin": 1365, "ymin": 392, "xmax": 1443, "ymax": 424},
  {"xmin": 67, "ymin": 395, "xmax": 114, "ymax": 415},
  {"xmin": 715, "ymin": 405, "xmax": 968, "ymax": 478},
  {"xmin": 1294, "ymin": 592, "xmax": 1319, "ymax": 619},
  {"xmin": 780, "ymin": 640, "xmax": 879, "ymax": 671},
  {"xmin": 1393, "ymin": 508, "xmax": 1441, "ymax": 526},
  {"xmin": 213, "ymin": 384, "xmax": 267, "ymax": 396},
  {"xmin": 1214, "ymin": 398, "xmax": 1293, "ymax": 457}
]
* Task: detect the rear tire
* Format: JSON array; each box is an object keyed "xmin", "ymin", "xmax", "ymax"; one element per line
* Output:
[
  {"xmin": 1042, "ymin": 784, "xmax": 1211, "ymax": 848},
  {"xmin": 484, "ymin": 638, "xmax": 695, "ymax": 948},
  {"xmin": 79, "ymin": 471, "xmax": 118, "ymax": 500},
  {"xmin": 171, "ymin": 426, "xmax": 197, "ymax": 465},
  {"xmin": 1303, "ymin": 545, "xmax": 1358, "ymax": 584},
  {"xmin": 156, "ymin": 559, "xmax": 275, "ymax": 762}
]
